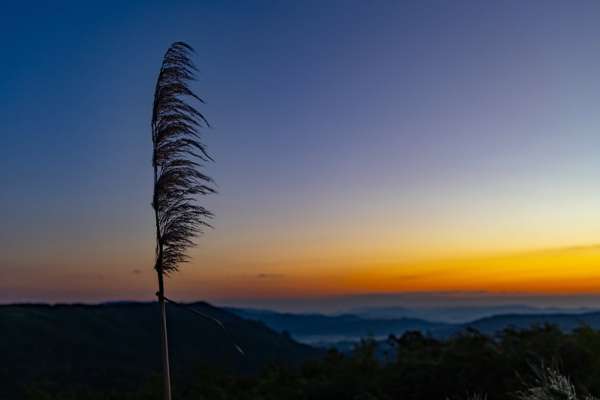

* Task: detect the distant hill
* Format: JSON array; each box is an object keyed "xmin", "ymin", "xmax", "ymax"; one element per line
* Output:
[
  {"xmin": 228, "ymin": 307, "xmax": 450, "ymax": 344},
  {"xmin": 0, "ymin": 302, "xmax": 321, "ymax": 398},
  {"xmin": 459, "ymin": 311, "xmax": 600, "ymax": 335},
  {"xmin": 229, "ymin": 307, "xmax": 600, "ymax": 346},
  {"xmin": 351, "ymin": 304, "xmax": 597, "ymax": 323}
]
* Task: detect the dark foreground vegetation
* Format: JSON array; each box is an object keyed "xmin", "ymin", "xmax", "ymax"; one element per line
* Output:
[
  {"xmin": 5, "ymin": 303, "xmax": 600, "ymax": 400},
  {"xmin": 135, "ymin": 325, "xmax": 600, "ymax": 400}
]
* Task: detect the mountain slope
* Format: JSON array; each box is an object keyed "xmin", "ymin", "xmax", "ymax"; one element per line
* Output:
[{"xmin": 0, "ymin": 302, "xmax": 321, "ymax": 398}]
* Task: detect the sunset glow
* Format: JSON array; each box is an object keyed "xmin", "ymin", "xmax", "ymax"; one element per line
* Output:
[{"xmin": 3, "ymin": 1, "xmax": 600, "ymax": 310}]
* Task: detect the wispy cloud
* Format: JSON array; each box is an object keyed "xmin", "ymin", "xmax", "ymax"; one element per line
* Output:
[{"xmin": 256, "ymin": 273, "xmax": 285, "ymax": 279}]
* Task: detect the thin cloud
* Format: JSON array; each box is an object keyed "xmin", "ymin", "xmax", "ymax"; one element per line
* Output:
[{"xmin": 256, "ymin": 273, "xmax": 285, "ymax": 279}]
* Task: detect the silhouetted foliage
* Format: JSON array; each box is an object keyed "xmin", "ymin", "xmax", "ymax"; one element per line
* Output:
[
  {"xmin": 151, "ymin": 41, "xmax": 214, "ymax": 275},
  {"xmin": 517, "ymin": 366, "xmax": 599, "ymax": 400}
]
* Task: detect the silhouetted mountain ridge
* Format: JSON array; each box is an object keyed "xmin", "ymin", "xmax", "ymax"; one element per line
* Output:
[
  {"xmin": 0, "ymin": 302, "xmax": 321, "ymax": 398},
  {"xmin": 229, "ymin": 307, "xmax": 600, "ymax": 344},
  {"xmin": 228, "ymin": 307, "xmax": 449, "ymax": 343},
  {"xmin": 351, "ymin": 304, "xmax": 597, "ymax": 323},
  {"xmin": 459, "ymin": 310, "xmax": 600, "ymax": 334}
]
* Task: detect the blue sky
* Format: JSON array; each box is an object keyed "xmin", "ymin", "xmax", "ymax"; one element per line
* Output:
[{"xmin": 3, "ymin": 1, "xmax": 600, "ymax": 307}]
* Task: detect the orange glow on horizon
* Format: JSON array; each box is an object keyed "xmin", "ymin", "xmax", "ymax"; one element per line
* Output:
[
  {"xmin": 6, "ymin": 242, "xmax": 600, "ymax": 303},
  {"xmin": 164, "ymin": 243, "xmax": 600, "ymax": 300}
]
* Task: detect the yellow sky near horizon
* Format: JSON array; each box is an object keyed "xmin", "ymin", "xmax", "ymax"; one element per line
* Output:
[{"xmin": 164, "ymin": 243, "xmax": 600, "ymax": 300}]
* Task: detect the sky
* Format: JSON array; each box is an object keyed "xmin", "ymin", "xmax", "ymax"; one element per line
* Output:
[{"xmin": 2, "ymin": 1, "xmax": 600, "ymax": 311}]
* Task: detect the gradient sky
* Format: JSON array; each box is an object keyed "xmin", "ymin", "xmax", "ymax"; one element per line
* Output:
[{"xmin": 3, "ymin": 1, "xmax": 600, "ymax": 310}]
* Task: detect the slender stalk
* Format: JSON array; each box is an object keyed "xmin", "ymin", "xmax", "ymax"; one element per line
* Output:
[
  {"xmin": 157, "ymin": 271, "xmax": 172, "ymax": 400},
  {"xmin": 153, "ymin": 127, "xmax": 171, "ymax": 400}
]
